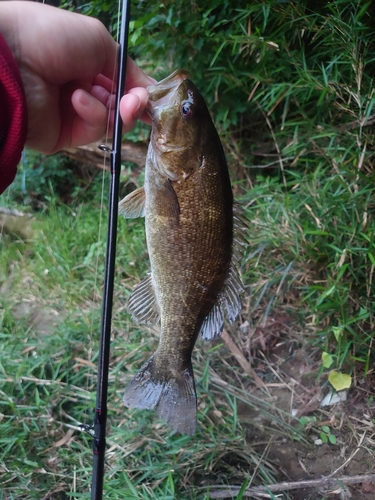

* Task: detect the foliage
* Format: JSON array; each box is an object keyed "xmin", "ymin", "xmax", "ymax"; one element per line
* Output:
[
  {"xmin": 67, "ymin": 0, "xmax": 375, "ymax": 136},
  {"xmin": 298, "ymin": 417, "xmax": 337, "ymax": 445},
  {"xmin": 117, "ymin": 0, "xmax": 375, "ymax": 376},
  {"xmin": 8, "ymin": 150, "xmax": 96, "ymax": 207}
]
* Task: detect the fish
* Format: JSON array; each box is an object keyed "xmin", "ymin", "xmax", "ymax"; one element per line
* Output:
[{"xmin": 118, "ymin": 70, "xmax": 247, "ymax": 435}]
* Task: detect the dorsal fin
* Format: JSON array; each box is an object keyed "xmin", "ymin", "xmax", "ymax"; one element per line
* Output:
[{"xmin": 200, "ymin": 264, "xmax": 244, "ymax": 340}]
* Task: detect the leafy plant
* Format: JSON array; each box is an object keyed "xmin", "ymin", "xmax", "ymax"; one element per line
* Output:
[
  {"xmin": 320, "ymin": 425, "xmax": 337, "ymax": 445},
  {"xmin": 298, "ymin": 417, "xmax": 337, "ymax": 445}
]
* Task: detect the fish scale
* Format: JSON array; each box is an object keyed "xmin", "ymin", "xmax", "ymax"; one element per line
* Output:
[{"xmin": 119, "ymin": 70, "xmax": 247, "ymax": 435}]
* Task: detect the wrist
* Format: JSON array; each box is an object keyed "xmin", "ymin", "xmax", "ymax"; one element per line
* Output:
[
  {"xmin": 0, "ymin": 33, "xmax": 28, "ymax": 194},
  {"xmin": 0, "ymin": 2, "xmax": 22, "ymax": 62}
]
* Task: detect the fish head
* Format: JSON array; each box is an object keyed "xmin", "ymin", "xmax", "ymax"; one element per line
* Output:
[{"xmin": 147, "ymin": 70, "xmax": 212, "ymax": 181}]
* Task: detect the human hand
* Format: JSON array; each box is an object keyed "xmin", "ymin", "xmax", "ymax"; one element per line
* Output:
[{"xmin": 0, "ymin": 2, "xmax": 153, "ymax": 154}]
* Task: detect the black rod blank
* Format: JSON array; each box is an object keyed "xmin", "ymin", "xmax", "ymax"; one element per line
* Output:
[{"xmin": 90, "ymin": 1, "xmax": 131, "ymax": 499}]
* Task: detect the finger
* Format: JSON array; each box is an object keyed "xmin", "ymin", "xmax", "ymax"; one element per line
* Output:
[
  {"xmin": 120, "ymin": 87, "xmax": 151, "ymax": 132},
  {"xmin": 93, "ymin": 74, "xmax": 116, "ymax": 93},
  {"xmin": 70, "ymin": 89, "xmax": 109, "ymax": 146},
  {"xmin": 90, "ymin": 84, "xmax": 115, "ymax": 108},
  {"xmin": 95, "ymin": 61, "xmax": 156, "ymax": 96}
]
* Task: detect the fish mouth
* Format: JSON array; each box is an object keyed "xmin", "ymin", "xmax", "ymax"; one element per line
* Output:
[
  {"xmin": 146, "ymin": 70, "xmax": 188, "ymax": 118},
  {"xmin": 147, "ymin": 70, "xmax": 188, "ymax": 103}
]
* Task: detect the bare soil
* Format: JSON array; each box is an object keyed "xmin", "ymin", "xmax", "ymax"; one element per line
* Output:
[{"xmin": 230, "ymin": 310, "xmax": 375, "ymax": 500}]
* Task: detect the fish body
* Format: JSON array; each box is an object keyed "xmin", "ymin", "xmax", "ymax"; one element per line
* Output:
[{"xmin": 119, "ymin": 70, "xmax": 246, "ymax": 435}]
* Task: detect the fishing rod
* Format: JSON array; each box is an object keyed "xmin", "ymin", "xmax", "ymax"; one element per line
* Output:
[{"xmin": 90, "ymin": 0, "xmax": 131, "ymax": 498}]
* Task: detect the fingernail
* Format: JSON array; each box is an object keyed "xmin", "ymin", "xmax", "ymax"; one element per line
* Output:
[
  {"xmin": 79, "ymin": 91, "xmax": 94, "ymax": 107},
  {"xmin": 133, "ymin": 99, "xmax": 142, "ymax": 119}
]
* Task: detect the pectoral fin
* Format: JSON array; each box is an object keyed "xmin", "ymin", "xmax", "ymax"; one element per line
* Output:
[
  {"xmin": 119, "ymin": 187, "xmax": 145, "ymax": 218},
  {"xmin": 156, "ymin": 178, "xmax": 180, "ymax": 220}
]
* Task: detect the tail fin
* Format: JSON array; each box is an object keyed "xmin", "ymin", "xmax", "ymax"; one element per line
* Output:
[{"xmin": 123, "ymin": 355, "xmax": 197, "ymax": 435}]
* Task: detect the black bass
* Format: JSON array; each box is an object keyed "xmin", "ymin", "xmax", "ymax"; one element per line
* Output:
[{"xmin": 119, "ymin": 70, "xmax": 246, "ymax": 435}]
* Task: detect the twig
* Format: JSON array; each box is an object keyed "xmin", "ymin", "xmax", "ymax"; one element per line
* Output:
[
  {"xmin": 0, "ymin": 207, "xmax": 30, "ymax": 216},
  {"xmin": 337, "ymin": 114, "xmax": 375, "ymax": 131},
  {"xmin": 0, "ymin": 376, "xmax": 92, "ymax": 400},
  {"xmin": 207, "ymin": 473, "xmax": 375, "ymax": 498},
  {"xmin": 244, "ymin": 156, "xmax": 295, "ymax": 169},
  {"xmin": 61, "ymin": 139, "xmax": 147, "ymax": 170},
  {"xmin": 221, "ymin": 329, "xmax": 265, "ymax": 388}
]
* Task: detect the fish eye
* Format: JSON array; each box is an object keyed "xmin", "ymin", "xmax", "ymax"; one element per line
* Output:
[{"xmin": 180, "ymin": 101, "xmax": 194, "ymax": 119}]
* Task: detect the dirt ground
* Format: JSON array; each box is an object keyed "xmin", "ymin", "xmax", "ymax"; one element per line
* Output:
[{"xmin": 232, "ymin": 313, "xmax": 375, "ymax": 500}]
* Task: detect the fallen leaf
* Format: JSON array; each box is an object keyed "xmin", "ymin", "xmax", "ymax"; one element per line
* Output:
[
  {"xmin": 53, "ymin": 428, "xmax": 75, "ymax": 448},
  {"xmin": 322, "ymin": 351, "xmax": 334, "ymax": 368},
  {"xmin": 320, "ymin": 390, "xmax": 347, "ymax": 407},
  {"xmin": 328, "ymin": 371, "xmax": 352, "ymax": 391}
]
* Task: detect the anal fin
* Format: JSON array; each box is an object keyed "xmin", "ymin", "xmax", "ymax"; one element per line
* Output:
[{"xmin": 128, "ymin": 272, "xmax": 160, "ymax": 325}]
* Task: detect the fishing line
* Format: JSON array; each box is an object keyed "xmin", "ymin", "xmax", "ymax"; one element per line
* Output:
[
  {"xmin": 87, "ymin": 64, "xmax": 117, "ymax": 377},
  {"xmin": 90, "ymin": 0, "xmax": 131, "ymax": 498},
  {"xmin": 86, "ymin": 0, "xmax": 121, "ymax": 415},
  {"xmin": 88, "ymin": 0, "xmax": 121, "ymax": 340}
]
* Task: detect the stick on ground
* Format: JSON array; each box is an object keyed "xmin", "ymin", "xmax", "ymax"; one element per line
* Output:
[{"xmin": 207, "ymin": 473, "xmax": 375, "ymax": 498}]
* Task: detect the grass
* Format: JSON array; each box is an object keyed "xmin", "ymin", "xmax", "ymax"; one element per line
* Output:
[{"xmin": 1, "ymin": 1, "xmax": 375, "ymax": 497}]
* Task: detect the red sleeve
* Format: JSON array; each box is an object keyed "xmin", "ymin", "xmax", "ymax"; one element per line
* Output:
[{"xmin": 0, "ymin": 33, "xmax": 28, "ymax": 195}]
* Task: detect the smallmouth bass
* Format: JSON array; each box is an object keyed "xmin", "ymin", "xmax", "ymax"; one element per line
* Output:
[{"xmin": 119, "ymin": 70, "xmax": 247, "ymax": 435}]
